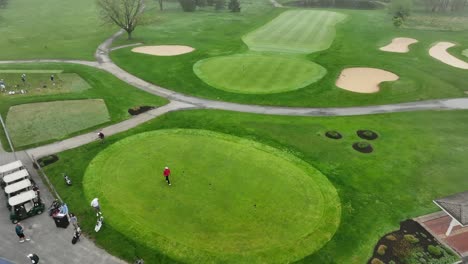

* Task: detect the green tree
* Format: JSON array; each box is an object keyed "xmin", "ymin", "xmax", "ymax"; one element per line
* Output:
[
  {"xmin": 215, "ymin": 0, "xmax": 225, "ymax": 10},
  {"xmin": 97, "ymin": 0, "xmax": 144, "ymax": 40},
  {"xmin": 389, "ymin": 0, "xmax": 412, "ymax": 19},
  {"xmin": 179, "ymin": 0, "xmax": 197, "ymax": 11},
  {"xmin": 0, "ymin": 0, "xmax": 8, "ymax": 8},
  {"xmin": 155, "ymin": 0, "xmax": 163, "ymax": 10},
  {"xmin": 228, "ymin": 0, "xmax": 241, "ymax": 11}
]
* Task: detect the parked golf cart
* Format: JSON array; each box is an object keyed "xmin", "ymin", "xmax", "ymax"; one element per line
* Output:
[
  {"xmin": 8, "ymin": 190, "xmax": 45, "ymax": 224},
  {"xmin": 5, "ymin": 178, "xmax": 32, "ymax": 199},
  {"xmin": 1, "ymin": 169, "xmax": 29, "ymax": 189}
]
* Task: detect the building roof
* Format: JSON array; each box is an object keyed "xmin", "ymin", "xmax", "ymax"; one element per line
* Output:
[{"xmin": 434, "ymin": 191, "xmax": 468, "ymax": 226}]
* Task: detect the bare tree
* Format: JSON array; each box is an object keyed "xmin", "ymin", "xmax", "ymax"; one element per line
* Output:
[{"xmin": 97, "ymin": 0, "xmax": 144, "ymax": 39}]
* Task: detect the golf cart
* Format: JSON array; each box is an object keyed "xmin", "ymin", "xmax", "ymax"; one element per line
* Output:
[
  {"xmin": 1, "ymin": 169, "xmax": 30, "ymax": 189},
  {"xmin": 0, "ymin": 160, "xmax": 24, "ymax": 177},
  {"xmin": 8, "ymin": 190, "xmax": 44, "ymax": 224},
  {"xmin": 5, "ymin": 178, "xmax": 32, "ymax": 199}
]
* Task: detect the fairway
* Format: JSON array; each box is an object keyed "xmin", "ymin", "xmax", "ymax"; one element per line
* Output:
[
  {"xmin": 194, "ymin": 54, "xmax": 326, "ymax": 94},
  {"xmin": 463, "ymin": 49, "xmax": 468, "ymax": 58},
  {"xmin": 242, "ymin": 10, "xmax": 346, "ymax": 53},
  {"xmin": 6, "ymin": 99, "xmax": 110, "ymax": 147},
  {"xmin": 0, "ymin": 72, "xmax": 91, "ymax": 97},
  {"xmin": 83, "ymin": 129, "xmax": 341, "ymax": 263}
]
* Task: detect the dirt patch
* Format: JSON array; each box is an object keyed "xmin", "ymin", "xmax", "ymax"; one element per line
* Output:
[
  {"xmin": 131, "ymin": 45, "xmax": 195, "ymax": 56},
  {"xmin": 380, "ymin": 37, "xmax": 418, "ymax": 53},
  {"xmin": 352, "ymin": 142, "xmax": 373, "ymax": 153},
  {"xmin": 368, "ymin": 219, "xmax": 459, "ymax": 264},
  {"xmin": 128, "ymin": 106, "xmax": 155, "ymax": 116},
  {"xmin": 429, "ymin": 42, "xmax": 468, "ymax": 70},
  {"xmin": 357, "ymin": 130, "xmax": 379, "ymax": 140},
  {"xmin": 325, "ymin": 131, "xmax": 342, "ymax": 139},
  {"xmin": 33, "ymin": 155, "xmax": 59, "ymax": 169},
  {"xmin": 336, "ymin": 67, "xmax": 399, "ymax": 93}
]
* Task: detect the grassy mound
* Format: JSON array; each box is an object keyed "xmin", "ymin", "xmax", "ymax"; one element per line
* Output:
[
  {"xmin": 6, "ymin": 99, "xmax": 110, "ymax": 147},
  {"xmin": 83, "ymin": 129, "xmax": 341, "ymax": 263},
  {"xmin": 0, "ymin": 72, "xmax": 90, "ymax": 97},
  {"xmin": 194, "ymin": 54, "xmax": 326, "ymax": 94},
  {"xmin": 242, "ymin": 10, "xmax": 346, "ymax": 54}
]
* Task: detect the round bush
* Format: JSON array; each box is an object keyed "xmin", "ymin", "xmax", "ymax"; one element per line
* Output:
[
  {"xmin": 357, "ymin": 130, "xmax": 378, "ymax": 140},
  {"xmin": 325, "ymin": 130, "xmax": 342, "ymax": 139},
  {"xmin": 352, "ymin": 142, "xmax": 373, "ymax": 153}
]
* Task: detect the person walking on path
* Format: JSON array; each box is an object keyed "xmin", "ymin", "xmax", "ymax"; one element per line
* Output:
[
  {"xmin": 21, "ymin": 73, "xmax": 26, "ymax": 84},
  {"xmin": 163, "ymin": 166, "xmax": 171, "ymax": 186},
  {"xmin": 50, "ymin": 74, "xmax": 55, "ymax": 85},
  {"xmin": 97, "ymin": 131, "xmax": 105, "ymax": 144},
  {"xmin": 15, "ymin": 222, "xmax": 30, "ymax": 243},
  {"xmin": 91, "ymin": 198, "xmax": 102, "ymax": 216},
  {"xmin": 69, "ymin": 213, "xmax": 78, "ymax": 229}
]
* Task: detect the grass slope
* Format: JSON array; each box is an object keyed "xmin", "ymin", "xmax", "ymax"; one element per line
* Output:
[
  {"xmin": 463, "ymin": 49, "xmax": 468, "ymax": 58},
  {"xmin": 44, "ymin": 109, "xmax": 468, "ymax": 263},
  {"xmin": 6, "ymin": 99, "xmax": 110, "ymax": 147},
  {"xmin": 0, "ymin": 63, "xmax": 168, "ymax": 150},
  {"xmin": 243, "ymin": 10, "xmax": 346, "ymax": 54},
  {"xmin": 0, "ymin": 0, "xmax": 114, "ymax": 60},
  {"xmin": 83, "ymin": 129, "xmax": 340, "ymax": 263},
  {"xmin": 193, "ymin": 54, "xmax": 326, "ymax": 94}
]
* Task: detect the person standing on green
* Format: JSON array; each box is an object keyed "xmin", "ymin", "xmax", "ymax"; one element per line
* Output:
[{"xmin": 163, "ymin": 166, "xmax": 171, "ymax": 186}]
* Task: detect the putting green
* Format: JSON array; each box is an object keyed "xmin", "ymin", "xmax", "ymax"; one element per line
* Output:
[
  {"xmin": 83, "ymin": 129, "xmax": 341, "ymax": 263},
  {"xmin": 194, "ymin": 54, "xmax": 326, "ymax": 94},
  {"xmin": 6, "ymin": 99, "xmax": 109, "ymax": 147},
  {"xmin": 242, "ymin": 10, "xmax": 346, "ymax": 54}
]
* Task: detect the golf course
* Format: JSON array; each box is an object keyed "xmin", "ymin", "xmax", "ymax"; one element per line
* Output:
[{"xmin": 0, "ymin": 0, "xmax": 467, "ymax": 263}]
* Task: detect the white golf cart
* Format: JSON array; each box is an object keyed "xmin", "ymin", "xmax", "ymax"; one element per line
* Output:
[
  {"xmin": 5, "ymin": 179, "xmax": 32, "ymax": 199},
  {"xmin": 1, "ymin": 169, "xmax": 30, "ymax": 189}
]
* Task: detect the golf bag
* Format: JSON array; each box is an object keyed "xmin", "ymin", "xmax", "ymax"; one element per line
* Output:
[
  {"xmin": 72, "ymin": 227, "xmax": 81, "ymax": 244},
  {"xmin": 64, "ymin": 174, "xmax": 72, "ymax": 186},
  {"xmin": 48, "ymin": 199, "xmax": 61, "ymax": 216},
  {"xmin": 95, "ymin": 215, "xmax": 104, "ymax": 232}
]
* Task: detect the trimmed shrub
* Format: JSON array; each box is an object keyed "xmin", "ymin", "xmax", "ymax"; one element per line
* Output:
[
  {"xmin": 179, "ymin": 0, "xmax": 197, "ymax": 11},
  {"xmin": 386, "ymin": 234, "xmax": 397, "ymax": 241},
  {"xmin": 377, "ymin": 244, "xmax": 387, "ymax": 256},
  {"xmin": 371, "ymin": 258, "xmax": 384, "ymax": 264},
  {"xmin": 404, "ymin": 234, "xmax": 420, "ymax": 244},
  {"xmin": 428, "ymin": 245, "xmax": 442, "ymax": 256}
]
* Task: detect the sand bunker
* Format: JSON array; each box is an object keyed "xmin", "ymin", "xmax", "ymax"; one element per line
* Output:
[
  {"xmin": 380, "ymin": 37, "xmax": 418, "ymax": 53},
  {"xmin": 131, "ymin": 45, "xmax": 195, "ymax": 56},
  {"xmin": 336, "ymin": 67, "xmax": 399, "ymax": 93},
  {"xmin": 429, "ymin": 42, "xmax": 468, "ymax": 70}
]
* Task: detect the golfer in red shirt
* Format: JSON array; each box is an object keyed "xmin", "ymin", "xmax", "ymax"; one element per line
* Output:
[{"xmin": 163, "ymin": 166, "xmax": 171, "ymax": 186}]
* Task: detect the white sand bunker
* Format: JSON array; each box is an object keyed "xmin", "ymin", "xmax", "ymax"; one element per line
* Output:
[
  {"xmin": 380, "ymin": 37, "xmax": 418, "ymax": 53},
  {"xmin": 131, "ymin": 45, "xmax": 195, "ymax": 56},
  {"xmin": 336, "ymin": 67, "xmax": 399, "ymax": 93},
  {"xmin": 429, "ymin": 42, "xmax": 468, "ymax": 69}
]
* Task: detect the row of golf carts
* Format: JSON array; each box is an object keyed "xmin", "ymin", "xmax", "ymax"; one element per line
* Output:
[{"xmin": 0, "ymin": 160, "xmax": 45, "ymax": 223}]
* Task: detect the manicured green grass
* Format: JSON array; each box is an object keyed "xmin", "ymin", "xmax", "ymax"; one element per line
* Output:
[
  {"xmin": 194, "ymin": 54, "xmax": 326, "ymax": 94},
  {"xmin": 0, "ymin": 0, "xmax": 115, "ymax": 60},
  {"xmin": 44, "ymin": 109, "xmax": 468, "ymax": 263},
  {"xmin": 111, "ymin": 6, "xmax": 468, "ymax": 107},
  {"xmin": 242, "ymin": 10, "xmax": 346, "ymax": 54},
  {"xmin": 6, "ymin": 99, "xmax": 109, "ymax": 147},
  {"xmin": 0, "ymin": 72, "xmax": 90, "ymax": 97},
  {"xmin": 0, "ymin": 63, "xmax": 168, "ymax": 150},
  {"xmin": 463, "ymin": 49, "xmax": 468, "ymax": 58},
  {"xmin": 83, "ymin": 129, "xmax": 340, "ymax": 263}
]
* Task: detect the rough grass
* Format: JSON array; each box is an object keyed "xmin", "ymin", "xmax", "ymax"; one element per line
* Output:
[
  {"xmin": 193, "ymin": 54, "xmax": 326, "ymax": 94},
  {"xmin": 6, "ymin": 99, "xmax": 110, "ymax": 147},
  {"xmin": 0, "ymin": 0, "xmax": 115, "ymax": 60},
  {"xmin": 44, "ymin": 109, "xmax": 468, "ymax": 263},
  {"xmin": 0, "ymin": 72, "xmax": 91, "ymax": 97},
  {"xmin": 243, "ymin": 10, "xmax": 347, "ymax": 54},
  {"xmin": 403, "ymin": 14, "xmax": 468, "ymax": 31},
  {"xmin": 83, "ymin": 129, "xmax": 340, "ymax": 263}
]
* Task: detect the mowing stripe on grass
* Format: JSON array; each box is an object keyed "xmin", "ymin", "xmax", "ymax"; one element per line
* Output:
[
  {"xmin": 243, "ymin": 10, "xmax": 346, "ymax": 54},
  {"xmin": 84, "ymin": 129, "xmax": 341, "ymax": 264},
  {"xmin": 463, "ymin": 49, "xmax": 468, "ymax": 58}
]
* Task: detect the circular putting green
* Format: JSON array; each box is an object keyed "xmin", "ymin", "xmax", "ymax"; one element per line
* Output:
[
  {"xmin": 84, "ymin": 129, "xmax": 340, "ymax": 263},
  {"xmin": 193, "ymin": 54, "xmax": 326, "ymax": 94}
]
